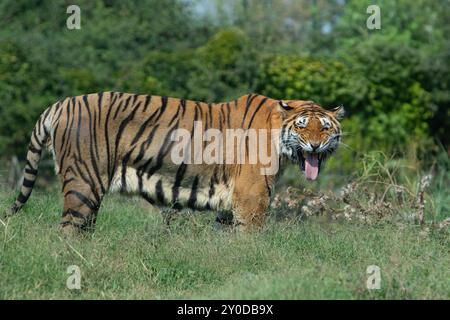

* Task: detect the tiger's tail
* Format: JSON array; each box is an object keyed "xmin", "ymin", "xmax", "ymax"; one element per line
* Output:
[{"xmin": 9, "ymin": 105, "xmax": 56, "ymax": 215}]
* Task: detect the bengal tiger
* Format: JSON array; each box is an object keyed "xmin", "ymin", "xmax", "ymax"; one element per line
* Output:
[{"xmin": 8, "ymin": 92, "xmax": 344, "ymax": 233}]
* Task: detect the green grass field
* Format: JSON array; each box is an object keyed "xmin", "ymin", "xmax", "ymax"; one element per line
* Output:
[{"xmin": 0, "ymin": 176, "xmax": 448, "ymax": 299}]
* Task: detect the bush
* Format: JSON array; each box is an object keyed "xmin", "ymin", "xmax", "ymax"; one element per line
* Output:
[
  {"xmin": 130, "ymin": 28, "xmax": 259, "ymax": 101},
  {"xmin": 341, "ymin": 38, "xmax": 434, "ymax": 149},
  {"xmin": 0, "ymin": 41, "xmax": 55, "ymax": 156},
  {"xmin": 256, "ymin": 47, "xmax": 435, "ymax": 155},
  {"xmin": 256, "ymin": 55, "xmax": 364, "ymax": 109}
]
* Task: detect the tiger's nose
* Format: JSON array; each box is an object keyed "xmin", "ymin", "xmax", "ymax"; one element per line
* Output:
[{"xmin": 311, "ymin": 143, "xmax": 320, "ymax": 152}]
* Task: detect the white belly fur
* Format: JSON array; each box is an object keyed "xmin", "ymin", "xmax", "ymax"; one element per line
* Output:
[{"xmin": 110, "ymin": 167, "xmax": 234, "ymax": 211}]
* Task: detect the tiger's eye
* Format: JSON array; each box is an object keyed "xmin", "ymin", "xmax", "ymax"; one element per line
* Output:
[{"xmin": 295, "ymin": 117, "xmax": 308, "ymax": 128}]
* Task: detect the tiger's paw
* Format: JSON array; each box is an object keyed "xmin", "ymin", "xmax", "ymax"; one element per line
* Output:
[
  {"xmin": 59, "ymin": 221, "xmax": 85, "ymax": 238},
  {"xmin": 214, "ymin": 210, "xmax": 234, "ymax": 231}
]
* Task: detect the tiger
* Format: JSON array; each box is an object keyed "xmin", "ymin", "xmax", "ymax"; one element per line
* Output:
[{"xmin": 8, "ymin": 92, "xmax": 344, "ymax": 233}]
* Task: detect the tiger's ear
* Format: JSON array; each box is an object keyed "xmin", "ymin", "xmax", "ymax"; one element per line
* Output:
[
  {"xmin": 331, "ymin": 105, "xmax": 345, "ymax": 120},
  {"xmin": 278, "ymin": 100, "xmax": 294, "ymax": 111}
]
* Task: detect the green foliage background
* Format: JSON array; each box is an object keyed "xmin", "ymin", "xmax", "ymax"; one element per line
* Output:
[{"xmin": 0, "ymin": 0, "xmax": 448, "ymax": 171}]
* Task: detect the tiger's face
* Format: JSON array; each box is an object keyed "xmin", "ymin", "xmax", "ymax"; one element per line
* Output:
[{"xmin": 279, "ymin": 100, "xmax": 344, "ymax": 181}]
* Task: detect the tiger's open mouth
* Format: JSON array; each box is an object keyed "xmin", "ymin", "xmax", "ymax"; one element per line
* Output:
[{"xmin": 297, "ymin": 151, "xmax": 325, "ymax": 181}]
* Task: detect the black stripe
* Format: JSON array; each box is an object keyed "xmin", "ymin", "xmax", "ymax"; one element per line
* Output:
[
  {"xmin": 137, "ymin": 157, "xmax": 153, "ymax": 195},
  {"xmin": 141, "ymin": 192, "xmax": 155, "ymax": 204},
  {"xmin": 208, "ymin": 103, "xmax": 213, "ymax": 129},
  {"xmin": 193, "ymin": 103, "xmax": 199, "ymax": 125},
  {"xmin": 53, "ymin": 101, "xmax": 62, "ymax": 119},
  {"xmin": 120, "ymin": 163, "xmax": 128, "ymax": 192},
  {"xmin": 104, "ymin": 95, "xmax": 114, "ymax": 184},
  {"xmin": 120, "ymin": 148, "xmax": 135, "ymax": 192},
  {"xmin": 75, "ymin": 101, "xmax": 83, "ymax": 159},
  {"xmin": 42, "ymin": 107, "xmax": 52, "ymax": 135},
  {"xmin": 62, "ymin": 208, "xmax": 87, "ymax": 221},
  {"xmin": 58, "ymin": 98, "xmax": 71, "ymax": 153},
  {"xmin": 59, "ymin": 143, "xmax": 72, "ymax": 174},
  {"xmin": 155, "ymin": 179, "xmax": 165, "ymax": 203},
  {"xmin": 42, "ymin": 106, "xmax": 52, "ymax": 120},
  {"xmin": 25, "ymin": 167, "xmax": 38, "ymax": 175},
  {"xmin": 62, "ymin": 177, "xmax": 75, "ymax": 190},
  {"xmin": 219, "ymin": 104, "xmax": 226, "ymax": 132},
  {"xmin": 65, "ymin": 190, "xmax": 98, "ymax": 211},
  {"xmin": 113, "ymin": 95, "xmax": 131, "ymax": 120},
  {"xmin": 133, "ymin": 124, "xmax": 160, "ymax": 164},
  {"xmin": 171, "ymin": 163, "xmax": 187, "ymax": 204},
  {"xmin": 72, "ymin": 160, "xmax": 101, "ymax": 203},
  {"xmin": 137, "ymin": 170, "xmax": 144, "ymax": 194},
  {"xmin": 180, "ymin": 99, "xmax": 187, "ymax": 117},
  {"xmin": 247, "ymin": 97, "xmax": 269, "ymax": 129},
  {"xmin": 91, "ymin": 98, "xmax": 101, "ymax": 161},
  {"xmin": 145, "ymin": 119, "xmax": 180, "ymax": 179},
  {"xmin": 168, "ymin": 101, "xmax": 181, "ymax": 126},
  {"xmin": 241, "ymin": 94, "xmax": 259, "ymax": 127},
  {"xmin": 187, "ymin": 175, "xmax": 199, "ymax": 208},
  {"xmin": 123, "ymin": 94, "xmax": 138, "ymax": 112},
  {"xmin": 32, "ymin": 130, "xmax": 42, "ymax": 147},
  {"xmin": 131, "ymin": 108, "xmax": 161, "ymax": 146},
  {"xmin": 221, "ymin": 164, "xmax": 229, "ymax": 184},
  {"xmin": 142, "ymin": 95, "xmax": 152, "ymax": 113},
  {"xmin": 225, "ymin": 102, "xmax": 231, "ymax": 127},
  {"xmin": 22, "ymin": 178, "xmax": 34, "ymax": 188},
  {"xmin": 97, "ymin": 92, "xmax": 103, "ymax": 126},
  {"xmin": 26, "ymin": 159, "xmax": 37, "ymax": 171},
  {"xmin": 51, "ymin": 108, "xmax": 63, "ymax": 137},
  {"xmin": 17, "ymin": 192, "xmax": 28, "ymax": 203},
  {"xmin": 110, "ymin": 92, "xmax": 119, "ymax": 107},
  {"xmin": 137, "ymin": 156, "xmax": 153, "ymax": 174},
  {"xmin": 28, "ymin": 143, "xmax": 42, "ymax": 154},
  {"xmin": 209, "ymin": 170, "xmax": 218, "ymax": 198},
  {"xmin": 60, "ymin": 97, "xmax": 76, "ymax": 170},
  {"xmin": 195, "ymin": 102, "xmax": 204, "ymax": 124},
  {"xmin": 52, "ymin": 120, "xmax": 61, "ymax": 148},
  {"xmin": 36, "ymin": 116, "xmax": 42, "ymax": 137},
  {"xmin": 151, "ymin": 96, "xmax": 169, "ymax": 124},
  {"xmin": 137, "ymin": 156, "xmax": 154, "ymax": 193}
]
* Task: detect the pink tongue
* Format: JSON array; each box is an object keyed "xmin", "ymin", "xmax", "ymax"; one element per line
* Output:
[{"xmin": 305, "ymin": 153, "xmax": 319, "ymax": 181}]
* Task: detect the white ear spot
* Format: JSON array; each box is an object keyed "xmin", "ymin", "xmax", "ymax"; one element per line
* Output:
[{"xmin": 295, "ymin": 116, "xmax": 308, "ymax": 128}]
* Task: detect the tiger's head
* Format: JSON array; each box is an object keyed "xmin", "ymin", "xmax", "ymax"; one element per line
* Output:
[{"xmin": 278, "ymin": 100, "xmax": 344, "ymax": 181}]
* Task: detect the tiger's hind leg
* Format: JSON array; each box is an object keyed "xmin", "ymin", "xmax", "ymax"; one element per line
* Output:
[{"xmin": 60, "ymin": 177, "xmax": 104, "ymax": 235}]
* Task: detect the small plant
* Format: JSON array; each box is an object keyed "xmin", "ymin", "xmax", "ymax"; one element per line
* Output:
[{"xmin": 271, "ymin": 150, "xmax": 449, "ymax": 229}]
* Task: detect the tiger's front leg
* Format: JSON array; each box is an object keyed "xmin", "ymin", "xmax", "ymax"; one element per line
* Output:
[{"xmin": 232, "ymin": 172, "xmax": 272, "ymax": 231}]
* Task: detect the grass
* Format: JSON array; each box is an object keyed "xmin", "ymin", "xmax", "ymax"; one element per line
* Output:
[
  {"xmin": 0, "ymin": 151, "xmax": 448, "ymax": 299},
  {"xmin": 0, "ymin": 191, "xmax": 448, "ymax": 299}
]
